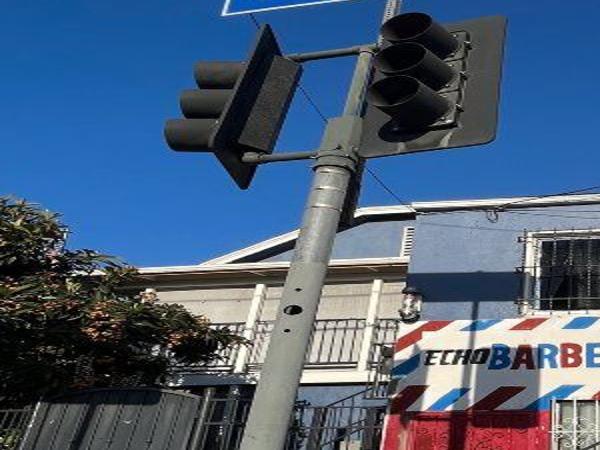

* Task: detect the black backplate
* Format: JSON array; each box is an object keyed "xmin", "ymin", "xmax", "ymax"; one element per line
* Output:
[
  {"xmin": 211, "ymin": 25, "xmax": 302, "ymax": 189},
  {"xmin": 359, "ymin": 16, "xmax": 507, "ymax": 159}
]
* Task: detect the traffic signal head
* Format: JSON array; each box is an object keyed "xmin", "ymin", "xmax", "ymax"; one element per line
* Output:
[
  {"xmin": 360, "ymin": 13, "xmax": 507, "ymax": 158},
  {"xmin": 165, "ymin": 25, "xmax": 302, "ymax": 189}
]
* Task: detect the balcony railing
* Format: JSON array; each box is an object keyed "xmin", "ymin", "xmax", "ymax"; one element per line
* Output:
[
  {"xmin": 247, "ymin": 319, "xmax": 366, "ymax": 369},
  {"xmin": 176, "ymin": 318, "xmax": 404, "ymax": 376},
  {"xmin": 174, "ymin": 322, "xmax": 246, "ymax": 374}
]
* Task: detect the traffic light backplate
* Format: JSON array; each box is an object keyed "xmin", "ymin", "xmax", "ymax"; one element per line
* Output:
[{"xmin": 359, "ymin": 15, "xmax": 507, "ymax": 159}]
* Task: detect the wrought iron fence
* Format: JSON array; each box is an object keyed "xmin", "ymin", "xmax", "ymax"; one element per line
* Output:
[
  {"xmin": 0, "ymin": 407, "xmax": 34, "ymax": 449},
  {"xmin": 188, "ymin": 388, "xmax": 385, "ymax": 450}
]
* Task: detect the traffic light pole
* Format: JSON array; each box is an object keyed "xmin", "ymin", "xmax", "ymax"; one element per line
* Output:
[{"xmin": 239, "ymin": 2, "xmax": 402, "ymax": 450}]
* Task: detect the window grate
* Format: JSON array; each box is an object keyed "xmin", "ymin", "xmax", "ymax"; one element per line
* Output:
[
  {"xmin": 552, "ymin": 399, "xmax": 600, "ymax": 450},
  {"xmin": 519, "ymin": 230, "xmax": 600, "ymax": 312}
]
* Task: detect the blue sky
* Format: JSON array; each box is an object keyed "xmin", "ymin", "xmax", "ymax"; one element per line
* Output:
[{"xmin": 1, "ymin": 0, "xmax": 599, "ymax": 267}]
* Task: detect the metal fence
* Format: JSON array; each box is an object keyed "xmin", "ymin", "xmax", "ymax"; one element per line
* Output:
[
  {"xmin": 247, "ymin": 319, "xmax": 367, "ymax": 369},
  {"xmin": 189, "ymin": 387, "xmax": 385, "ymax": 450},
  {"xmin": 1, "ymin": 387, "xmax": 387, "ymax": 450},
  {"xmin": 0, "ymin": 407, "xmax": 34, "ymax": 450}
]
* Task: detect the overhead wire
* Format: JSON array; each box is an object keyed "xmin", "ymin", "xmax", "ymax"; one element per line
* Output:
[
  {"xmin": 494, "ymin": 184, "xmax": 600, "ymax": 210},
  {"xmin": 364, "ymin": 166, "xmax": 417, "ymax": 212},
  {"xmin": 246, "ymin": 14, "xmax": 415, "ymax": 210},
  {"xmin": 247, "ymin": 15, "xmax": 328, "ymax": 124},
  {"xmin": 246, "ymin": 17, "xmax": 600, "ymax": 223}
]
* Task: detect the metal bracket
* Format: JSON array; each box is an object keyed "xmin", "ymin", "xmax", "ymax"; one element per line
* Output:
[
  {"xmin": 286, "ymin": 44, "xmax": 377, "ymax": 63},
  {"xmin": 241, "ymin": 150, "xmax": 318, "ymax": 164},
  {"xmin": 313, "ymin": 116, "xmax": 362, "ymax": 172}
]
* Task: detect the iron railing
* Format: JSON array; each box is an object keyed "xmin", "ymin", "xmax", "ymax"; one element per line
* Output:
[
  {"xmin": 189, "ymin": 387, "xmax": 386, "ymax": 450},
  {"xmin": 175, "ymin": 318, "xmax": 404, "ymax": 382},
  {"xmin": 366, "ymin": 319, "xmax": 403, "ymax": 399},
  {"xmin": 247, "ymin": 319, "xmax": 367, "ymax": 368},
  {"xmin": 174, "ymin": 322, "xmax": 246, "ymax": 374},
  {"xmin": 0, "ymin": 407, "xmax": 34, "ymax": 449}
]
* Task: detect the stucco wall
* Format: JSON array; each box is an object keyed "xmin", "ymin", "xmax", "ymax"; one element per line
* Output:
[
  {"xmin": 408, "ymin": 204, "xmax": 600, "ymax": 320},
  {"xmin": 264, "ymin": 219, "xmax": 416, "ymax": 261}
]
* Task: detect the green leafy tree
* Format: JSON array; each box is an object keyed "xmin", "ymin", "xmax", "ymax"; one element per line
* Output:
[{"xmin": 0, "ymin": 197, "xmax": 242, "ymax": 403}]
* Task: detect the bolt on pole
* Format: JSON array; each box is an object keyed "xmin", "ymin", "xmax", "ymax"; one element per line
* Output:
[{"xmin": 238, "ymin": 2, "xmax": 402, "ymax": 450}]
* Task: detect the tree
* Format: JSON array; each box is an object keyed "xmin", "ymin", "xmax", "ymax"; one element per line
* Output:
[{"xmin": 0, "ymin": 197, "xmax": 242, "ymax": 403}]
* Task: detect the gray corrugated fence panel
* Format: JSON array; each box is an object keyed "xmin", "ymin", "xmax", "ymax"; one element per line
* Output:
[
  {"xmin": 84, "ymin": 390, "xmax": 127, "ymax": 450},
  {"xmin": 19, "ymin": 388, "xmax": 201, "ymax": 450},
  {"xmin": 125, "ymin": 391, "xmax": 163, "ymax": 449},
  {"xmin": 108, "ymin": 390, "xmax": 150, "ymax": 450}
]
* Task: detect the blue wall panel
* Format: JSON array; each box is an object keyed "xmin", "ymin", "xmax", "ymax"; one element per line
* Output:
[{"xmin": 408, "ymin": 203, "xmax": 600, "ymax": 321}]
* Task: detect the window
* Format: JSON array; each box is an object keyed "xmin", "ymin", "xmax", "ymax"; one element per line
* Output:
[
  {"xmin": 522, "ymin": 230, "xmax": 600, "ymax": 311},
  {"xmin": 552, "ymin": 400, "xmax": 600, "ymax": 450}
]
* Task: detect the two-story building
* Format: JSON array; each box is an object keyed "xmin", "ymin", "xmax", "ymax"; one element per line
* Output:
[{"xmin": 137, "ymin": 193, "xmax": 600, "ymax": 450}]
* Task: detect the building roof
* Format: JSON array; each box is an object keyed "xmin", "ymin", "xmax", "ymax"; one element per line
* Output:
[{"xmin": 138, "ymin": 193, "xmax": 600, "ymax": 277}]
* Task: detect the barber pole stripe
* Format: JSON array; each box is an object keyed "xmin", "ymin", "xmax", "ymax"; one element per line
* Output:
[
  {"xmin": 525, "ymin": 384, "xmax": 584, "ymax": 411},
  {"xmin": 394, "ymin": 320, "xmax": 453, "ymax": 352},
  {"xmin": 563, "ymin": 317, "xmax": 599, "ymax": 329},
  {"xmin": 468, "ymin": 386, "xmax": 527, "ymax": 411},
  {"xmin": 391, "ymin": 354, "xmax": 421, "ymax": 379},
  {"xmin": 460, "ymin": 319, "xmax": 502, "ymax": 331},
  {"xmin": 428, "ymin": 388, "xmax": 470, "ymax": 411},
  {"xmin": 390, "ymin": 385, "xmax": 429, "ymax": 413},
  {"xmin": 510, "ymin": 317, "xmax": 549, "ymax": 330}
]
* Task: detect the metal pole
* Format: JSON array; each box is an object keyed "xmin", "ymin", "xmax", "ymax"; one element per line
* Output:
[{"xmin": 239, "ymin": 2, "xmax": 401, "ymax": 449}]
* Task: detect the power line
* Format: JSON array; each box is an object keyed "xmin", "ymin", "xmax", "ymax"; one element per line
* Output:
[
  {"xmin": 364, "ymin": 166, "xmax": 416, "ymax": 212},
  {"xmin": 504, "ymin": 211, "xmax": 600, "ymax": 220},
  {"xmin": 246, "ymin": 15, "xmax": 414, "ymax": 210},
  {"xmin": 418, "ymin": 221, "xmax": 523, "ymax": 233},
  {"xmin": 297, "ymin": 85, "xmax": 328, "ymax": 123},
  {"xmin": 495, "ymin": 185, "xmax": 600, "ymax": 210},
  {"xmin": 247, "ymin": 15, "xmax": 328, "ymax": 124},
  {"xmin": 249, "ymin": 13, "xmax": 261, "ymax": 29}
]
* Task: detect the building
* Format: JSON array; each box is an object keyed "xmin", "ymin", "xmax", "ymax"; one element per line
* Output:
[{"xmin": 136, "ymin": 193, "xmax": 600, "ymax": 450}]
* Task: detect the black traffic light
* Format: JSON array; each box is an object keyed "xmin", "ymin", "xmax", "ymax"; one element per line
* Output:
[
  {"xmin": 165, "ymin": 25, "xmax": 302, "ymax": 189},
  {"xmin": 359, "ymin": 13, "xmax": 506, "ymax": 158}
]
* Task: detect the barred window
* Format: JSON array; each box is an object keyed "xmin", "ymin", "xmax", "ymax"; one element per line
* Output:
[
  {"xmin": 553, "ymin": 399, "xmax": 600, "ymax": 449},
  {"xmin": 522, "ymin": 231, "xmax": 600, "ymax": 311}
]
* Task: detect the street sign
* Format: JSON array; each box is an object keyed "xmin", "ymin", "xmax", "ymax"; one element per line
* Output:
[{"xmin": 222, "ymin": 0, "xmax": 355, "ymax": 16}]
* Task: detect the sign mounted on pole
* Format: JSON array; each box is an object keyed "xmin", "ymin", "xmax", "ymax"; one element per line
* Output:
[{"xmin": 222, "ymin": 0, "xmax": 356, "ymax": 16}]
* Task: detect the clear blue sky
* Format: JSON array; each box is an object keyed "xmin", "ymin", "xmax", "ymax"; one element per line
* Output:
[{"xmin": 1, "ymin": 0, "xmax": 599, "ymax": 266}]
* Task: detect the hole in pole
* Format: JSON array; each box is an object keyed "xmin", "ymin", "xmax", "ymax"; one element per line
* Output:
[
  {"xmin": 283, "ymin": 329, "xmax": 291, "ymax": 333},
  {"xmin": 283, "ymin": 305, "xmax": 303, "ymax": 315}
]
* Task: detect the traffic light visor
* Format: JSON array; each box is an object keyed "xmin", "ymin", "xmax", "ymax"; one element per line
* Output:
[{"xmin": 380, "ymin": 13, "xmax": 458, "ymax": 58}]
